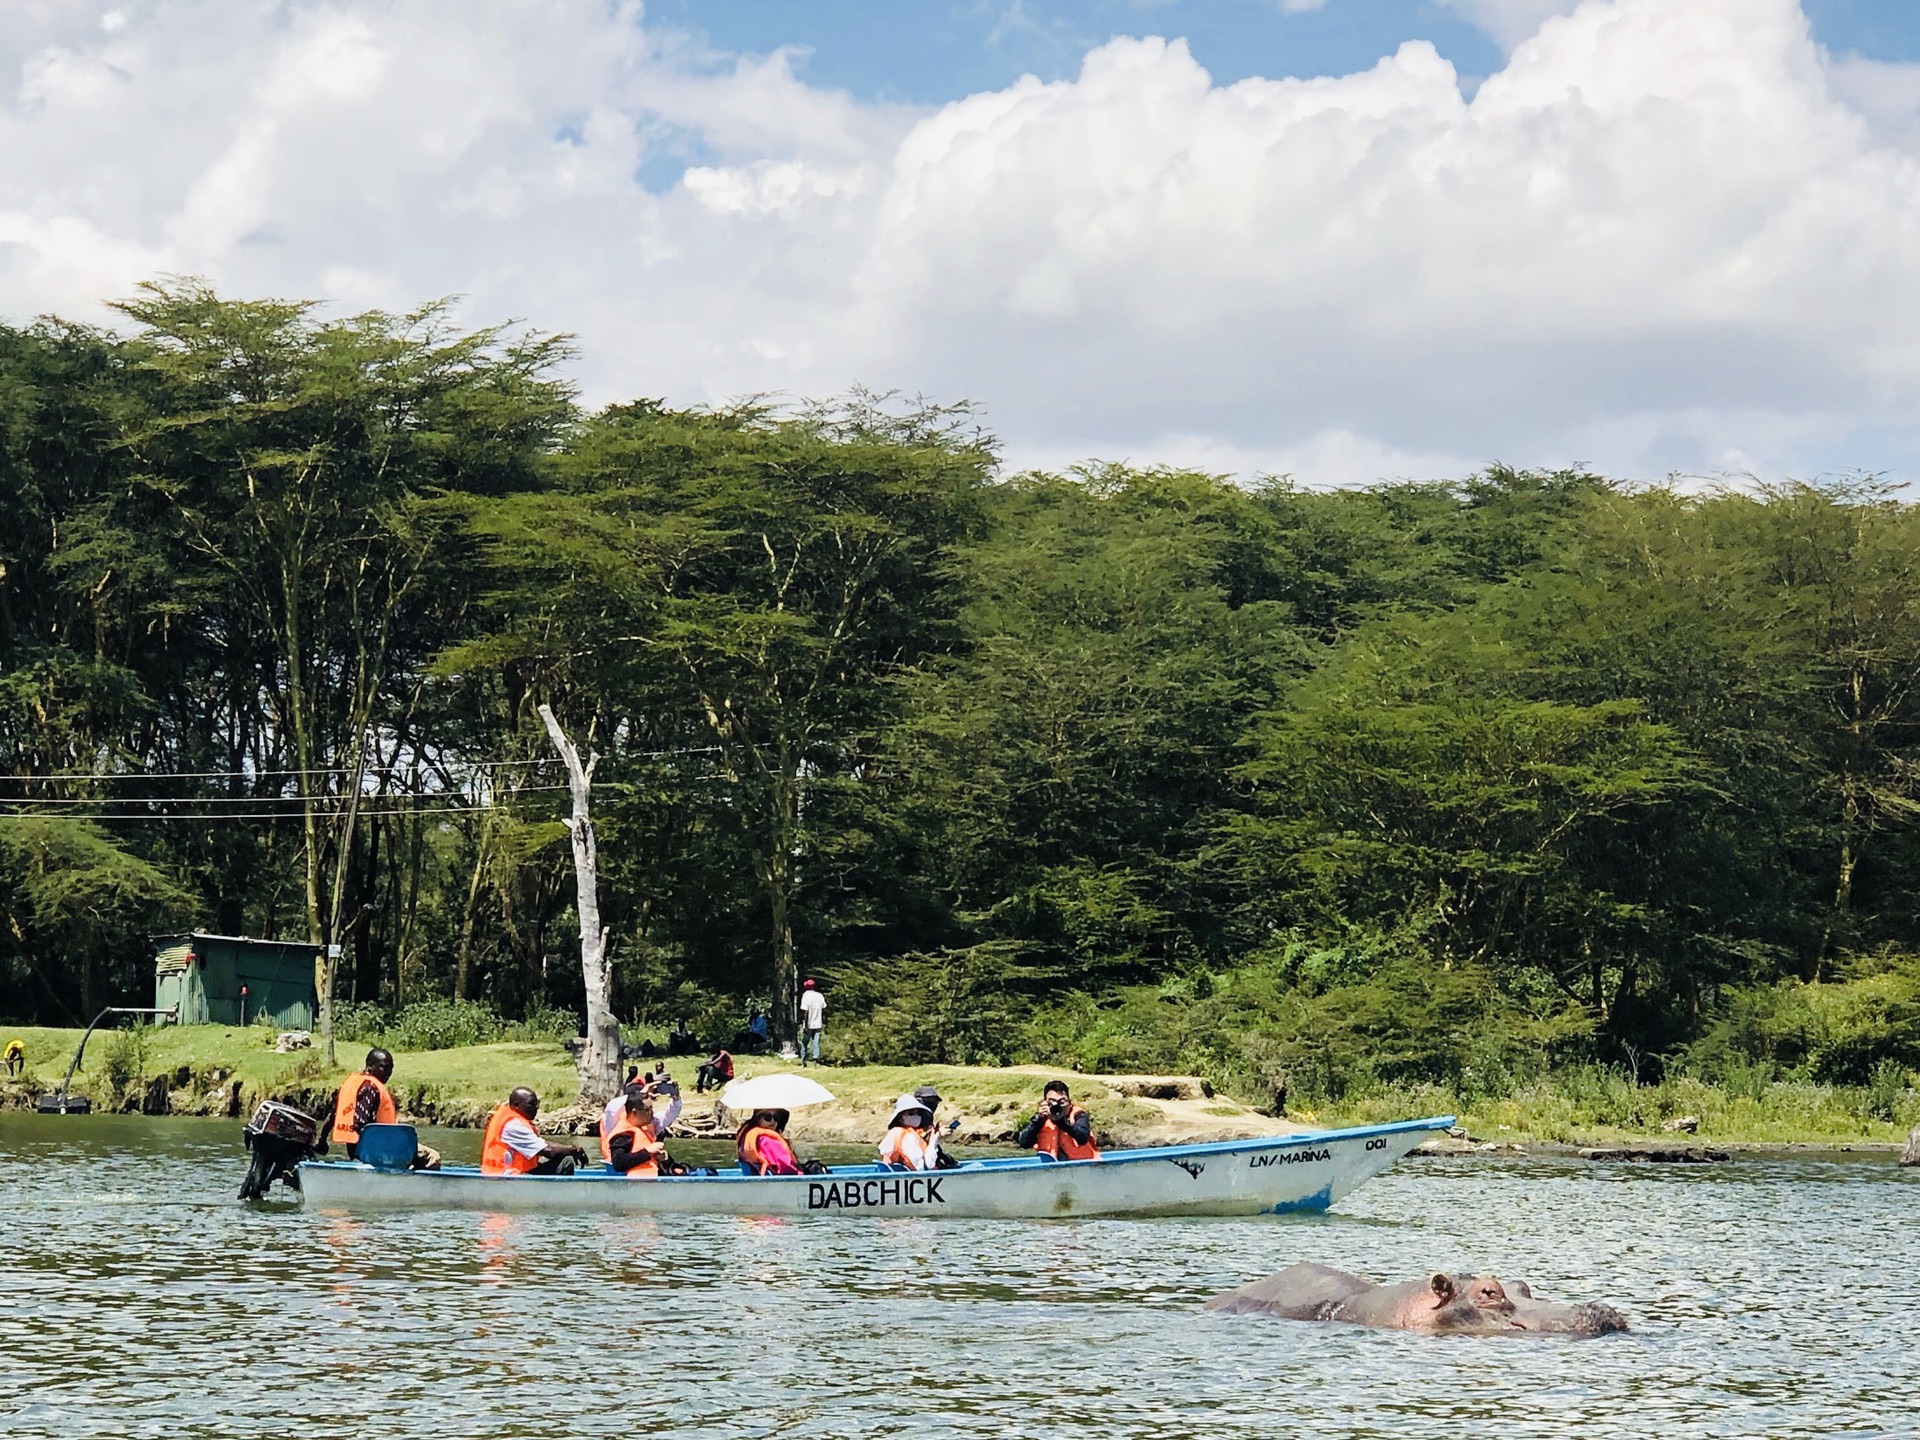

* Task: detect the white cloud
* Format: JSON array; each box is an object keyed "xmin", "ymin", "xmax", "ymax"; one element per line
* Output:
[
  {"xmin": 1435, "ymin": 0, "xmax": 1583, "ymax": 51},
  {"xmin": 0, "ymin": 0, "xmax": 1916, "ymax": 489}
]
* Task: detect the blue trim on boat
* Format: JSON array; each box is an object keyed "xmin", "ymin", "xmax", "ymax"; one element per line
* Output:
[
  {"xmin": 300, "ymin": 1114, "xmax": 1454, "ymax": 1183},
  {"xmin": 1268, "ymin": 1182, "xmax": 1335, "ymax": 1214}
]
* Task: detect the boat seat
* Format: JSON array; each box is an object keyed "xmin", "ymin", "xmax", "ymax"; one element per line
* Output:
[{"xmin": 357, "ymin": 1123, "xmax": 419, "ymax": 1172}]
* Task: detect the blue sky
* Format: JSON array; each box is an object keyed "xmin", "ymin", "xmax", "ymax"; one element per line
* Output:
[
  {"xmin": 4, "ymin": 0, "xmax": 1920, "ymax": 487},
  {"xmin": 647, "ymin": 0, "xmax": 1920, "ymax": 104}
]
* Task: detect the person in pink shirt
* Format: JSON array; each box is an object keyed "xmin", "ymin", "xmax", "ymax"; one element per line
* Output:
[{"xmin": 735, "ymin": 1108, "xmax": 802, "ymax": 1175}]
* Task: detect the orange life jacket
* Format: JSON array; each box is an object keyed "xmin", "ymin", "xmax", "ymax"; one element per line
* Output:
[
  {"xmin": 331, "ymin": 1071, "xmax": 398, "ymax": 1144},
  {"xmin": 605, "ymin": 1112, "xmax": 664, "ymax": 1179},
  {"xmin": 737, "ymin": 1123, "xmax": 782, "ymax": 1175},
  {"xmin": 481, "ymin": 1103, "xmax": 539, "ymax": 1175},
  {"xmin": 878, "ymin": 1125, "xmax": 931, "ymax": 1170},
  {"xmin": 1034, "ymin": 1106, "xmax": 1100, "ymax": 1161}
]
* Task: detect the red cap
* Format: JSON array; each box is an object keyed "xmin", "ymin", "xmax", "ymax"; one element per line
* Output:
[{"xmin": 803, "ymin": 979, "xmax": 816, "ymax": 989}]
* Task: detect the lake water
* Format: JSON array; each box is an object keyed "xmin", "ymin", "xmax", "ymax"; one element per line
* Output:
[{"xmin": 0, "ymin": 1115, "xmax": 1913, "ymax": 1439}]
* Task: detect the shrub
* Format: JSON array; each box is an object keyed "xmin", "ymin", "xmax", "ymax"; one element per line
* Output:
[
  {"xmin": 1685, "ymin": 952, "xmax": 1920, "ymax": 1084},
  {"xmin": 1862, "ymin": 1059, "xmax": 1912, "ymax": 1123},
  {"xmin": 101, "ymin": 1022, "xmax": 150, "ymax": 1098},
  {"xmin": 334, "ymin": 998, "xmax": 577, "ymax": 1051}
]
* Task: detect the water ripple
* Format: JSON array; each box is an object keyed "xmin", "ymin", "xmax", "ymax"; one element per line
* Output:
[{"xmin": 1, "ymin": 1116, "xmax": 1912, "ymax": 1439}]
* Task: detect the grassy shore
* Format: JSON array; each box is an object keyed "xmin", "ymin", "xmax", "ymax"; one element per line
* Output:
[{"xmin": 3, "ymin": 1023, "xmax": 1914, "ymax": 1149}]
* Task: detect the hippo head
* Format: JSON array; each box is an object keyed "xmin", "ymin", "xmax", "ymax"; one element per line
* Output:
[
  {"xmin": 1498, "ymin": 1279, "xmax": 1630, "ymax": 1336},
  {"xmin": 1422, "ymin": 1272, "xmax": 1521, "ymax": 1333}
]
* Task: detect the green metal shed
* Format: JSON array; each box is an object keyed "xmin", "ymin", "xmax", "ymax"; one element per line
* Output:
[{"xmin": 153, "ymin": 932, "xmax": 317, "ymax": 1028}]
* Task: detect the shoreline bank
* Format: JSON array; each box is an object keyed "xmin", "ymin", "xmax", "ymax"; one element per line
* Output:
[{"xmin": 3, "ymin": 1024, "xmax": 1916, "ymax": 1154}]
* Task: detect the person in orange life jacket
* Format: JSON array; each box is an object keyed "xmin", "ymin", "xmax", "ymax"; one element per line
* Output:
[
  {"xmin": 600, "ymin": 1077, "xmax": 681, "ymax": 1162},
  {"xmin": 481, "ymin": 1087, "xmax": 588, "ymax": 1176},
  {"xmin": 912, "ymin": 1084, "xmax": 961, "ymax": 1169},
  {"xmin": 736, "ymin": 1108, "xmax": 802, "ymax": 1176},
  {"xmin": 605, "ymin": 1087, "xmax": 672, "ymax": 1178},
  {"xmin": 1015, "ymin": 1080, "xmax": 1100, "ymax": 1160},
  {"xmin": 877, "ymin": 1094, "xmax": 935, "ymax": 1170},
  {"xmin": 332, "ymin": 1048, "xmax": 442, "ymax": 1170}
]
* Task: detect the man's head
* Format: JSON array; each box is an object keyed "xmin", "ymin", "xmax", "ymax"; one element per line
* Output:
[
  {"xmin": 803, "ymin": 979, "xmax": 816, "ymax": 990},
  {"xmin": 625, "ymin": 1087, "xmax": 654, "ymax": 1118},
  {"xmin": 509, "ymin": 1086, "xmax": 539, "ymax": 1120},
  {"xmin": 1043, "ymin": 1080, "xmax": 1070, "ymax": 1107},
  {"xmin": 365, "ymin": 1048, "xmax": 394, "ymax": 1082}
]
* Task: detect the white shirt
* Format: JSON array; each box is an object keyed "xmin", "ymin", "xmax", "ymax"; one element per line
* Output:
[
  {"xmin": 499, "ymin": 1115, "xmax": 546, "ymax": 1160},
  {"xmin": 878, "ymin": 1125, "xmax": 932, "ymax": 1169},
  {"xmin": 800, "ymin": 990, "xmax": 826, "ymax": 1030},
  {"xmin": 602, "ymin": 1091, "xmax": 683, "ymax": 1142}
]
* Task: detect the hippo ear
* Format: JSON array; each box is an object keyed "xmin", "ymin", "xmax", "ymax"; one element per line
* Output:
[{"xmin": 1428, "ymin": 1273, "xmax": 1456, "ymax": 1307}]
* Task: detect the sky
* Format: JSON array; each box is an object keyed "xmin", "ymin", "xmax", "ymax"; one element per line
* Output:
[{"xmin": 2, "ymin": 0, "xmax": 1920, "ymax": 487}]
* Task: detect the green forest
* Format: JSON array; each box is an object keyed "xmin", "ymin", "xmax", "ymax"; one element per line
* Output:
[{"xmin": 5, "ymin": 284, "xmax": 1920, "ymax": 1113}]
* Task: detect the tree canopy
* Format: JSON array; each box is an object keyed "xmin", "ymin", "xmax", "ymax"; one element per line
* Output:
[{"xmin": 6, "ymin": 286, "xmax": 1920, "ymax": 1094}]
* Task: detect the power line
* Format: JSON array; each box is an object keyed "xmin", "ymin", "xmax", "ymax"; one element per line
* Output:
[
  {"xmin": 0, "ymin": 760, "xmax": 562, "ymax": 782},
  {"xmin": 0, "ymin": 806, "xmax": 515, "ymax": 823},
  {"xmin": 0, "ymin": 786, "xmax": 573, "ymax": 806},
  {"xmin": 0, "ymin": 746, "xmax": 726, "ymax": 784}
]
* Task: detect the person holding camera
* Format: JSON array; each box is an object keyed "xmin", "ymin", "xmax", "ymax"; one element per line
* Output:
[
  {"xmin": 1015, "ymin": 1080, "xmax": 1101, "ymax": 1161},
  {"xmin": 600, "ymin": 1074, "xmax": 682, "ymax": 1163}
]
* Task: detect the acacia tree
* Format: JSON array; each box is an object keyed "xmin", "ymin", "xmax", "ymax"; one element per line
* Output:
[
  {"xmin": 451, "ymin": 397, "xmax": 990, "ymax": 1040},
  {"xmin": 109, "ymin": 281, "xmax": 571, "ymax": 1058}
]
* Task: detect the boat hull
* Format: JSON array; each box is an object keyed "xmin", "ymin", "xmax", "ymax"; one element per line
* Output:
[{"xmin": 294, "ymin": 1116, "xmax": 1452, "ymax": 1219}]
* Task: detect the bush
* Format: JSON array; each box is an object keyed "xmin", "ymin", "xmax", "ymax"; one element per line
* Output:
[
  {"xmin": 829, "ymin": 943, "xmax": 1035, "ymax": 1067},
  {"xmin": 101, "ymin": 1021, "xmax": 150, "ymax": 1098},
  {"xmin": 334, "ymin": 999, "xmax": 576, "ymax": 1051},
  {"xmin": 1023, "ymin": 950, "xmax": 1590, "ymax": 1105},
  {"xmin": 1862, "ymin": 1059, "xmax": 1912, "ymax": 1123},
  {"xmin": 1685, "ymin": 952, "xmax": 1920, "ymax": 1084}
]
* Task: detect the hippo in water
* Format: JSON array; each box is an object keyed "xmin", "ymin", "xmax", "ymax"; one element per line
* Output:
[{"xmin": 1205, "ymin": 1263, "xmax": 1628, "ymax": 1336}]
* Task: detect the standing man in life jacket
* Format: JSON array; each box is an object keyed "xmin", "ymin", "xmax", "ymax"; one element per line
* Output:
[
  {"xmin": 332, "ymin": 1049, "xmax": 441, "ymax": 1168},
  {"xmin": 1015, "ymin": 1080, "xmax": 1101, "ymax": 1161},
  {"xmin": 481, "ymin": 1088, "xmax": 588, "ymax": 1176}
]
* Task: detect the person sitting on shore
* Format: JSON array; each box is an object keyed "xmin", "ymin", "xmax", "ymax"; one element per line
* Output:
[
  {"xmin": 601, "ymin": 1076, "xmax": 681, "ymax": 1163},
  {"xmin": 482, "ymin": 1087, "xmax": 588, "ymax": 1176},
  {"xmin": 1015, "ymin": 1080, "xmax": 1100, "ymax": 1161},
  {"xmin": 878, "ymin": 1094, "xmax": 935, "ymax": 1171},
  {"xmin": 605, "ymin": 1087, "xmax": 672, "ymax": 1179},
  {"xmin": 736, "ymin": 1108, "xmax": 802, "ymax": 1176},
  {"xmin": 696, "ymin": 1048, "xmax": 734, "ymax": 1093}
]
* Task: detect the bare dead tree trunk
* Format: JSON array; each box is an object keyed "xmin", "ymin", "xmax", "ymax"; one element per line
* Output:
[
  {"xmin": 538, "ymin": 704, "xmax": 620, "ymax": 1104},
  {"xmin": 320, "ymin": 738, "xmax": 370, "ymax": 1068}
]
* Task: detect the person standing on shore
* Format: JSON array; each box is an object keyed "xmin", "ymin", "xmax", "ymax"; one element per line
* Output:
[
  {"xmin": 4, "ymin": 1038, "xmax": 22, "ymax": 1077},
  {"xmin": 799, "ymin": 979, "xmax": 826, "ymax": 1064}
]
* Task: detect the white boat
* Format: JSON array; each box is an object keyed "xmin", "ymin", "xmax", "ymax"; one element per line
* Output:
[{"xmin": 293, "ymin": 1115, "xmax": 1452, "ymax": 1219}]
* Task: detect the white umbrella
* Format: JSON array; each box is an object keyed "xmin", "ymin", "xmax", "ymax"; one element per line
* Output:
[{"xmin": 720, "ymin": 1073, "xmax": 836, "ymax": 1113}]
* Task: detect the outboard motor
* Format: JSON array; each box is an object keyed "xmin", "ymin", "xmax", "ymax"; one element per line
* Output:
[{"xmin": 240, "ymin": 1100, "xmax": 325, "ymax": 1200}]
